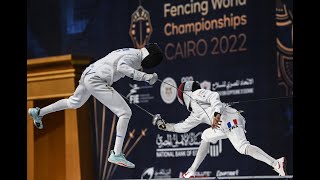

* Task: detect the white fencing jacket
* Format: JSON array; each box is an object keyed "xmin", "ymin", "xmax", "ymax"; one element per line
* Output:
[
  {"xmin": 89, "ymin": 47, "xmax": 149, "ymax": 85},
  {"xmin": 165, "ymin": 89, "xmax": 245, "ymax": 133}
]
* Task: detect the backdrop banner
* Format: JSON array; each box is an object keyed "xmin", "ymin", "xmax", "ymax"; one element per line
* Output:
[{"xmin": 91, "ymin": 0, "xmax": 293, "ymax": 179}]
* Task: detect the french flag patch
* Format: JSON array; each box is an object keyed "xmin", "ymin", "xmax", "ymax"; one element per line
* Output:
[{"xmin": 227, "ymin": 119, "xmax": 238, "ymax": 130}]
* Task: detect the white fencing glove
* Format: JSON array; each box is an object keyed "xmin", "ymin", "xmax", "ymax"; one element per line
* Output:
[
  {"xmin": 152, "ymin": 114, "xmax": 166, "ymax": 130},
  {"xmin": 142, "ymin": 73, "xmax": 158, "ymax": 85}
]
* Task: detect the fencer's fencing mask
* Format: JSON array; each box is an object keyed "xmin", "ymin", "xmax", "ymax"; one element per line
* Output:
[
  {"xmin": 141, "ymin": 43, "xmax": 163, "ymax": 69},
  {"xmin": 177, "ymin": 81, "xmax": 201, "ymax": 111}
]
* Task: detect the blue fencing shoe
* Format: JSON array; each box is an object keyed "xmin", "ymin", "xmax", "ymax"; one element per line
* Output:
[
  {"xmin": 108, "ymin": 150, "xmax": 135, "ymax": 168},
  {"xmin": 28, "ymin": 107, "xmax": 43, "ymax": 129}
]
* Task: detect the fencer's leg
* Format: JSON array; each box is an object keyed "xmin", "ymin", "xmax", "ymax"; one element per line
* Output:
[
  {"xmin": 39, "ymin": 83, "xmax": 91, "ymax": 116},
  {"xmin": 187, "ymin": 128, "xmax": 227, "ymax": 173},
  {"xmin": 85, "ymin": 76, "xmax": 134, "ymax": 168},
  {"xmin": 246, "ymin": 144, "xmax": 277, "ymax": 167},
  {"xmin": 244, "ymin": 140, "xmax": 287, "ymax": 175},
  {"xmin": 85, "ymin": 76, "xmax": 131, "ymax": 155},
  {"xmin": 189, "ymin": 140, "xmax": 210, "ymax": 172},
  {"xmin": 227, "ymin": 127, "xmax": 277, "ymax": 167},
  {"xmin": 94, "ymin": 89, "xmax": 132, "ymax": 156},
  {"xmin": 28, "ymin": 83, "xmax": 90, "ymax": 129},
  {"xmin": 113, "ymin": 102, "xmax": 132, "ymax": 156}
]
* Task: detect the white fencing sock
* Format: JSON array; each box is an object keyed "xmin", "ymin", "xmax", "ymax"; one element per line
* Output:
[
  {"xmin": 245, "ymin": 144, "xmax": 277, "ymax": 167},
  {"xmin": 113, "ymin": 116, "xmax": 130, "ymax": 155},
  {"xmin": 39, "ymin": 99, "xmax": 69, "ymax": 116},
  {"xmin": 190, "ymin": 140, "xmax": 210, "ymax": 172}
]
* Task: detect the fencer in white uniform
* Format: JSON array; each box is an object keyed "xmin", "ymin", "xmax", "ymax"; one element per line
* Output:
[
  {"xmin": 28, "ymin": 43, "xmax": 163, "ymax": 168},
  {"xmin": 153, "ymin": 81, "xmax": 287, "ymax": 177}
]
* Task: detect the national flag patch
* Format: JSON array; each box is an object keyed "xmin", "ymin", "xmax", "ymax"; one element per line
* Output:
[
  {"xmin": 233, "ymin": 119, "xmax": 238, "ymax": 125},
  {"xmin": 227, "ymin": 122, "xmax": 231, "ymax": 128},
  {"xmin": 227, "ymin": 119, "xmax": 238, "ymax": 129}
]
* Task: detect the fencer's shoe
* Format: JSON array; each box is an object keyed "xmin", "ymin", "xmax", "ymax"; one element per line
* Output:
[
  {"xmin": 273, "ymin": 157, "xmax": 286, "ymax": 176},
  {"xmin": 108, "ymin": 150, "xmax": 135, "ymax": 168},
  {"xmin": 28, "ymin": 107, "xmax": 43, "ymax": 129},
  {"xmin": 182, "ymin": 169, "xmax": 195, "ymax": 178}
]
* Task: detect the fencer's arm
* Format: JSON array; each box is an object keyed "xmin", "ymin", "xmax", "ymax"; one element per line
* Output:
[
  {"xmin": 163, "ymin": 122, "xmax": 194, "ymax": 133},
  {"xmin": 117, "ymin": 59, "xmax": 147, "ymax": 81},
  {"xmin": 160, "ymin": 116, "xmax": 199, "ymax": 133}
]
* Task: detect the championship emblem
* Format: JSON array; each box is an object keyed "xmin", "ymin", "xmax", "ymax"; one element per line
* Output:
[{"xmin": 129, "ymin": 5, "xmax": 153, "ymax": 48}]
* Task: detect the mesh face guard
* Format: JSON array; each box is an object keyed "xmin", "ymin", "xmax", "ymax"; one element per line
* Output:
[{"xmin": 177, "ymin": 81, "xmax": 201, "ymax": 111}]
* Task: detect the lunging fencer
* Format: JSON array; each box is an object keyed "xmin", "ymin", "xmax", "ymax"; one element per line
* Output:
[
  {"xmin": 28, "ymin": 43, "xmax": 163, "ymax": 168},
  {"xmin": 153, "ymin": 81, "xmax": 287, "ymax": 178}
]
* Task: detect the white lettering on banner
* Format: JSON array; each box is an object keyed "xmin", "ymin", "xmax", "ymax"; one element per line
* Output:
[
  {"xmin": 156, "ymin": 133, "xmax": 222, "ymax": 158},
  {"xmin": 216, "ymin": 169, "xmax": 239, "ymax": 176},
  {"xmin": 217, "ymin": 88, "xmax": 254, "ymax": 96},
  {"xmin": 179, "ymin": 171, "xmax": 212, "ymax": 178},
  {"xmin": 129, "ymin": 94, "xmax": 139, "ymax": 104},
  {"xmin": 199, "ymin": 78, "xmax": 255, "ymax": 97},
  {"xmin": 154, "ymin": 168, "xmax": 172, "ymax": 178},
  {"xmin": 126, "ymin": 84, "xmax": 154, "ymax": 104},
  {"xmin": 156, "ymin": 151, "xmax": 175, "ymax": 157},
  {"xmin": 156, "ymin": 133, "xmax": 202, "ymax": 148},
  {"xmin": 211, "ymin": 78, "xmax": 254, "ymax": 90},
  {"xmin": 156, "ymin": 147, "xmax": 198, "ymax": 158}
]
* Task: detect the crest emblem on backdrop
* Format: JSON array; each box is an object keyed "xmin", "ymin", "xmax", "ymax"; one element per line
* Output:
[{"xmin": 129, "ymin": 5, "xmax": 153, "ymax": 48}]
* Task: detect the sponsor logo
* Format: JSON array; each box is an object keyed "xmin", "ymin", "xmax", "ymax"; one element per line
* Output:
[
  {"xmin": 141, "ymin": 167, "xmax": 172, "ymax": 179},
  {"xmin": 156, "ymin": 132, "xmax": 222, "ymax": 158},
  {"xmin": 179, "ymin": 171, "xmax": 212, "ymax": 178},
  {"xmin": 160, "ymin": 77, "xmax": 177, "ymax": 104},
  {"xmin": 154, "ymin": 168, "xmax": 171, "ymax": 178},
  {"xmin": 208, "ymin": 139, "xmax": 223, "ymax": 157},
  {"xmin": 141, "ymin": 167, "xmax": 154, "ymax": 179},
  {"xmin": 126, "ymin": 84, "xmax": 154, "ymax": 104},
  {"xmin": 200, "ymin": 78, "xmax": 255, "ymax": 96},
  {"xmin": 216, "ymin": 169, "xmax": 239, "ymax": 176}
]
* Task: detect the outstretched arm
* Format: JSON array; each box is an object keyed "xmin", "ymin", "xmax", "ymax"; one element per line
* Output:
[
  {"xmin": 117, "ymin": 57, "xmax": 158, "ymax": 85},
  {"xmin": 155, "ymin": 115, "xmax": 200, "ymax": 133}
]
